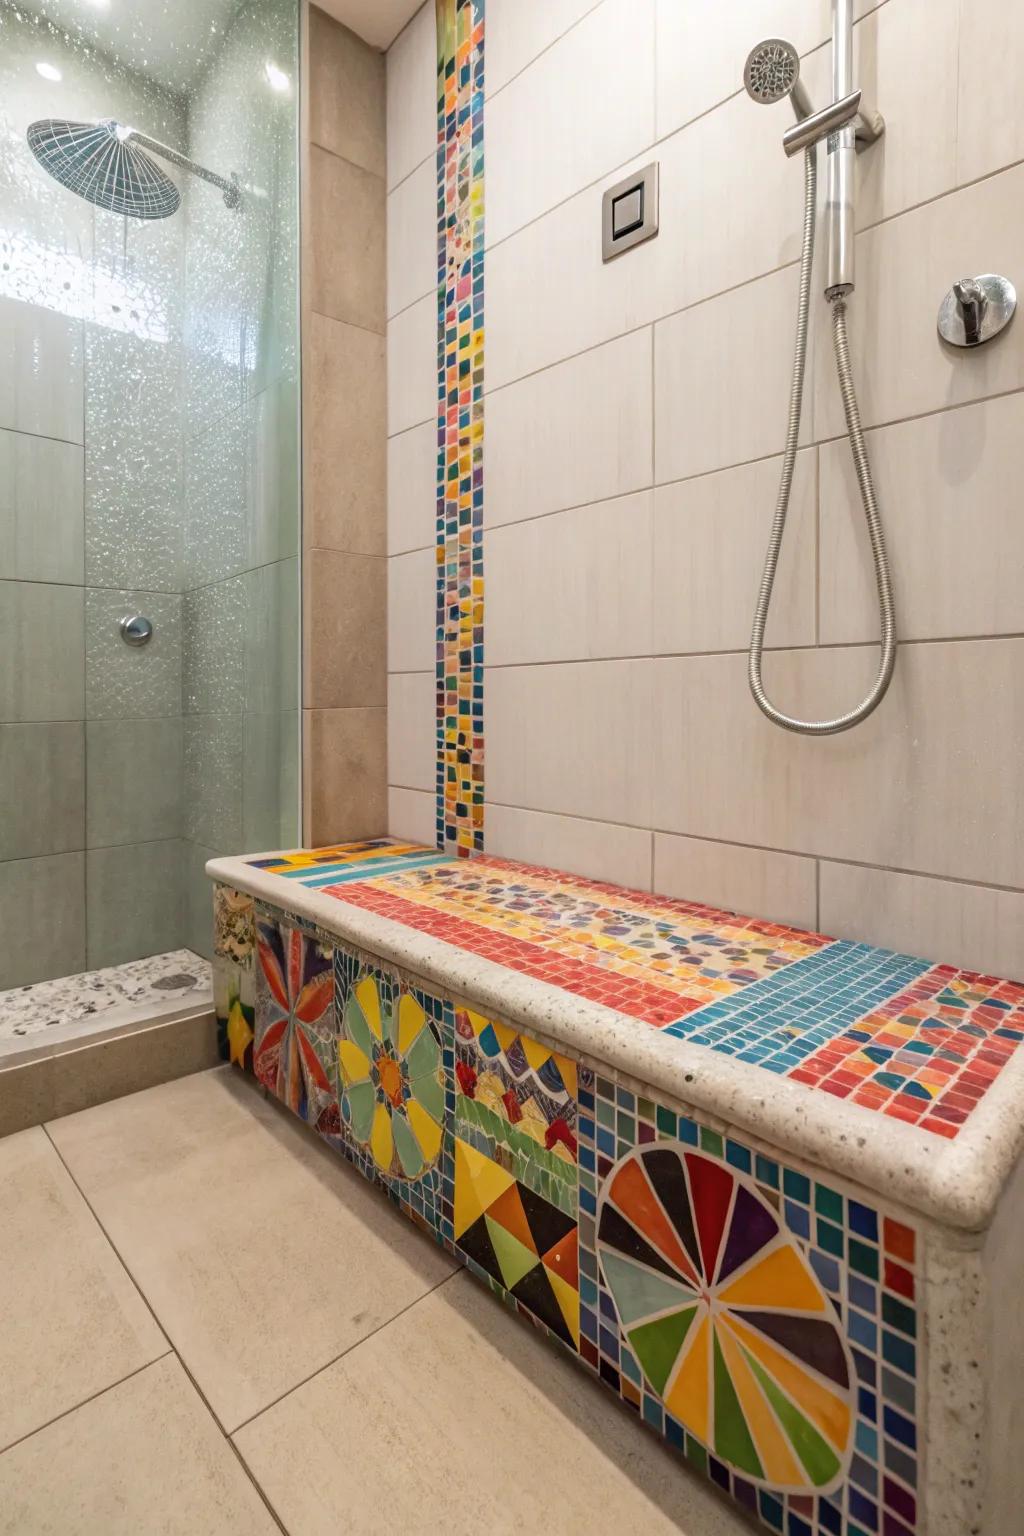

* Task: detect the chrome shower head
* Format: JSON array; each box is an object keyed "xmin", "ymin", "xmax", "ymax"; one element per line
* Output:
[
  {"xmin": 27, "ymin": 118, "xmax": 181, "ymax": 219},
  {"xmin": 743, "ymin": 39, "xmax": 813, "ymax": 120},
  {"xmin": 27, "ymin": 117, "xmax": 241, "ymax": 218}
]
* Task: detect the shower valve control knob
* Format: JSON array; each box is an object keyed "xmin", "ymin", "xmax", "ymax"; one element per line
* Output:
[
  {"xmin": 938, "ymin": 273, "xmax": 1016, "ymax": 348},
  {"xmin": 120, "ymin": 614, "xmax": 153, "ymax": 647}
]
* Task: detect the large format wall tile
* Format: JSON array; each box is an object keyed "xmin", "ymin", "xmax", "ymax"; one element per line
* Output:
[
  {"xmin": 86, "ymin": 841, "xmax": 183, "ymax": 968},
  {"xmin": 385, "ymin": 0, "xmax": 436, "ymax": 191},
  {"xmin": 0, "ymin": 581, "xmax": 84, "ymax": 723},
  {"xmin": 246, "ymin": 378, "xmax": 300, "ymax": 568},
  {"xmin": 184, "ymin": 715, "xmax": 243, "ymax": 850},
  {"xmin": 486, "ymin": 0, "xmax": 655, "ymax": 248},
  {"xmin": 485, "ymin": 329, "xmax": 653, "ymax": 528},
  {"xmin": 387, "ymin": 785, "xmax": 435, "ymax": 845},
  {"xmin": 386, "ymin": 293, "xmax": 436, "ymax": 436},
  {"xmin": 0, "ymin": 724, "xmax": 84, "ymax": 861},
  {"xmin": 819, "ymin": 393, "xmax": 1024, "ymax": 644},
  {"xmin": 813, "ymin": 163, "xmax": 1024, "ymax": 441},
  {"xmin": 184, "ymin": 404, "xmax": 248, "ymax": 588},
  {"xmin": 243, "ymin": 712, "xmax": 298, "ymax": 853},
  {"xmin": 651, "ymin": 639, "xmax": 1024, "ymax": 890},
  {"xmin": 819, "ymin": 860, "xmax": 1024, "ymax": 980},
  {"xmin": 654, "ymin": 831, "xmax": 819, "ymax": 933},
  {"xmin": 386, "ymin": 155, "xmax": 436, "ymax": 320},
  {"xmin": 0, "ymin": 296, "xmax": 83, "ymax": 443},
  {"xmin": 387, "ymin": 420, "xmax": 435, "ymax": 554},
  {"xmin": 306, "ymin": 550, "xmax": 386, "ymax": 708},
  {"xmin": 85, "ymin": 590, "xmax": 182, "ymax": 720},
  {"xmin": 386, "ymin": 671, "xmax": 434, "ymax": 793},
  {"xmin": 486, "ymin": 0, "xmax": 601, "ymax": 98},
  {"xmin": 956, "ymin": 0, "xmax": 1024, "ymax": 186},
  {"xmin": 0, "ymin": 851, "xmax": 86, "ymax": 988},
  {"xmin": 387, "ymin": 547, "xmax": 436, "ymax": 675},
  {"xmin": 0, "ymin": 429, "xmax": 84, "ymax": 585},
  {"xmin": 486, "ymin": 493, "xmax": 653, "ymax": 665},
  {"xmin": 309, "ymin": 4, "xmax": 385, "ymax": 177},
  {"xmin": 182, "ymin": 577, "xmax": 245, "ymax": 715},
  {"xmin": 486, "ymin": 803, "xmax": 654, "ymax": 891},
  {"xmin": 487, "ymin": 659, "xmax": 653, "ymax": 827},
  {"xmin": 307, "ymin": 146, "xmax": 385, "ymax": 332},
  {"xmin": 653, "ymin": 450, "xmax": 816, "ymax": 655},
  {"xmin": 245, "ymin": 559, "xmax": 300, "ymax": 716},
  {"xmin": 305, "ymin": 313, "xmax": 386, "ymax": 556},
  {"xmin": 303, "ymin": 707, "xmax": 387, "ymax": 845},
  {"xmin": 85, "ymin": 719, "xmax": 183, "ymax": 849}
]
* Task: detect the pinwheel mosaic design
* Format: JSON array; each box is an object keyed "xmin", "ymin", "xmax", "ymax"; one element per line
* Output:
[
  {"xmin": 597, "ymin": 1146, "xmax": 854, "ymax": 1495},
  {"xmin": 337, "ymin": 966, "xmax": 446, "ymax": 1182},
  {"xmin": 253, "ymin": 917, "xmax": 338, "ymax": 1137}
]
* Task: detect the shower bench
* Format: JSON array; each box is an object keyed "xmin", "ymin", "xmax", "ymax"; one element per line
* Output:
[{"xmin": 207, "ymin": 838, "xmax": 1024, "ymax": 1536}]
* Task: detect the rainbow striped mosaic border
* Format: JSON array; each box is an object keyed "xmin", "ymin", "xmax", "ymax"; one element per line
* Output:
[{"xmin": 435, "ymin": 0, "xmax": 485, "ymax": 856}]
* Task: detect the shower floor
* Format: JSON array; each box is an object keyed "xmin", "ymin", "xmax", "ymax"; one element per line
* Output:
[{"xmin": 0, "ymin": 950, "xmax": 212, "ymax": 1056}]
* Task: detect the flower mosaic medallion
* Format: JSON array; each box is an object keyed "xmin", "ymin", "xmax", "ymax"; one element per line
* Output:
[
  {"xmin": 337, "ymin": 969, "xmax": 445, "ymax": 1181},
  {"xmin": 254, "ymin": 917, "xmax": 338, "ymax": 1137},
  {"xmin": 596, "ymin": 1145, "xmax": 854, "ymax": 1494}
]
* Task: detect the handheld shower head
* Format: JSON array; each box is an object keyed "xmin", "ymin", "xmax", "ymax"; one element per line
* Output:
[{"xmin": 743, "ymin": 39, "xmax": 813, "ymax": 121}]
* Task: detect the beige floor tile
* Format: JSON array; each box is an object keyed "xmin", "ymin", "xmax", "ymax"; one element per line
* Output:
[
  {"xmin": 47, "ymin": 1067, "xmax": 457, "ymax": 1432},
  {"xmin": 0, "ymin": 1127, "xmax": 165, "ymax": 1451},
  {"xmin": 0, "ymin": 1356, "xmax": 279, "ymax": 1536},
  {"xmin": 235, "ymin": 1271, "xmax": 746, "ymax": 1536}
]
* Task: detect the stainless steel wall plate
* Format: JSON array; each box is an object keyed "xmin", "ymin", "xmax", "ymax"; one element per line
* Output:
[
  {"xmin": 602, "ymin": 163, "xmax": 659, "ymax": 262},
  {"xmin": 937, "ymin": 273, "xmax": 1016, "ymax": 348},
  {"xmin": 119, "ymin": 613, "xmax": 153, "ymax": 646}
]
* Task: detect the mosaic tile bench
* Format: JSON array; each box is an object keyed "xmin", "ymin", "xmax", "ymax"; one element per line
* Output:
[{"xmin": 207, "ymin": 839, "xmax": 1024, "ymax": 1536}]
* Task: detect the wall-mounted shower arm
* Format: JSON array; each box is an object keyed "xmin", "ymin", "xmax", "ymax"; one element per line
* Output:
[
  {"xmin": 782, "ymin": 89, "xmax": 862, "ymax": 157},
  {"xmin": 120, "ymin": 126, "xmax": 241, "ymax": 208}
]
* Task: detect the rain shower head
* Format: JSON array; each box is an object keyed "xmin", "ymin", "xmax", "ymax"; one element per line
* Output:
[
  {"xmin": 743, "ymin": 39, "xmax": 813, "ymax": 120},
  {"xmin": 26, "ymin": 117, "xmax": 240, "ymax": 219}
]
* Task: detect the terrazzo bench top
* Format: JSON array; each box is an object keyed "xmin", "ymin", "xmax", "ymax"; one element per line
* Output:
[{"xmin": 207, "ymin": 838, "xmax": 1024, "ymax": 1232}]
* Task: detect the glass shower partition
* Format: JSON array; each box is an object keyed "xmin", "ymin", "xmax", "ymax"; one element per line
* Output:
[{"xmin": 0, "ymin": 0, "xmax": 301, "ymax": 997}]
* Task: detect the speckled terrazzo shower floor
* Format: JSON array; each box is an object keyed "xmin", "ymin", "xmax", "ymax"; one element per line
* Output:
[{"xmin": 0, "ymin": 950, "xmax": 212, "ymax": 1049}]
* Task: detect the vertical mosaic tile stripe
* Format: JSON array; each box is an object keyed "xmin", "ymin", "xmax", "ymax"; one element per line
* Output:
[{"xmin": 435, "ymin": 0, "xmax": 485, "ymax": 856}]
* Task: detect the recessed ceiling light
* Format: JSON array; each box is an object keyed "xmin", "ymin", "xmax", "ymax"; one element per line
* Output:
[
  {"xmin": 83, "ymin": 0, "xmax": 112, "ymax": 10},
  {"xmin": 264, "ymin": 61, "xmax": 290, "ymax": 93},
  {"xmin": 35, "ymin": 61, "xmax": 63, "ymax": 82}
]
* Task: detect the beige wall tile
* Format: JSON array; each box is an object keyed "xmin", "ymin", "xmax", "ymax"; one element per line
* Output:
[
  {"xmin": 485, "ymin": 329, "xmax": 653, "ymax": 528},
  {"xmin": 387, "ymin": 155, "xmax": 436, "ymax": 319},
  {"xmin": 486, "ymin": 0, "xmax": 601, "ymax": 98},
  {"xmin": 307, "ymin": 146, "xmax": 385, "ymax": 332},
  {"xmin": 304, "ymin": 312, "xmax": 385, "ymax": 555},
  {"xmin": 813, "ymin": 163, "xmax": 1024, "ymax": 441},
  {"xmin": 819, "ymin": 861, "xmax": 1024, "ymax": 978},
  {"xmin": 487, "ymin": 659, "xmax": 653, "ymax": 827},
  {"xmin": 0, "ymin": 1355, "xmax": 280, "ymax": 1533},
  {"xmin": 387, "ymin": 420, "xmax": 436, "ymax": 554},
  {"xmin": 486, "ymin": 804, "xmax": 653, "ymax": 890},
  {"xmin": 485, "ymin": 0, "xmax": 655, "ymax": 247},
  {"xmin": 385, "ymin": 0, "xmax": 435, "ymax": 191},
  {"xmin": 485, "ymin": 493, "xmax": 653, "ymax": 665},
  {"xmin": 387, "ymin": 785, "xmax": 435, "ymax": 845},
  {"xmin": 387, "ymin": 292, "xmax": 436, "ymax": 435},
  {"xmin": 820, "ymin": 392, "xmax": 1024, "ymax": 644},
  {"xmin": 386, "ymin": 671, "xmax": 435, "ymax": 793},
  {"xmin": 308, "ymin": 5, "xmax": 385, "ymax": 176},
  {"xmin": 957, "ymin": 0, "xmax": 1024, "ymax": 185},
  {"xmin": 48, "ymin": 1070, "xmax": 455, "ymax": 1431},
  {"xmin": 305, "ymin": 549, "xmax": 386, "ymax": 708},
  {"xmin": 655, "ymin": 263, "xmax": 811, "ymax": 485},
  {"xmin": 0, "ymin": 1126, "xmax": 165, "ymax": 1450},
  {"xmin": 654, "ymin": 832, "xmax": 819, "ymax": 932},
  {"xmin": 387, "ymin": 547, "xmax": 436, "ymax": 673},
  {"xmin": 651, "ymin": 640, "xmax": 1024, "ymax": 890},
  {"xmin": 653, "ymin": 450, "xmax": 816, "ymax": 655},
  {"xmin": 303, "ymin": 706, "xmax": 387, "ymax": 845}
]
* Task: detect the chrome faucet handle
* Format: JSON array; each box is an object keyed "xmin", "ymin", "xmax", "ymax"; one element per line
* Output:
[{"xmin": 952, "ymin": 278, "xmax": 987, "ymax": 345}]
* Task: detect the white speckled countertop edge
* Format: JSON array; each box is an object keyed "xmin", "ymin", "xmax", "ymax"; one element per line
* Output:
[{"xmin": 207, "ymin": 853, "xmax": 1024, "ymax": 1234}]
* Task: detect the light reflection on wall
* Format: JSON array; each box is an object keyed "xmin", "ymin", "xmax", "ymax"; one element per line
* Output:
[{"xmin": 0, "ymin": 229, "xmax": 171, "ymax": 343}]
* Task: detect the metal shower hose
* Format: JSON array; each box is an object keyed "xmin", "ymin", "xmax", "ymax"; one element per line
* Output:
[{"xmin": 748, "ymin": 148, "xmax": 897, "ymax": 734}]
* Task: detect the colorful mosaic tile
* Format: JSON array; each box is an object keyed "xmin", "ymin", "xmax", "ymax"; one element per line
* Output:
[
  {"xmin": 253, "ymin": 914, "xmax": 338, "ymax": 1139},
  {"xmin": 577, "ymin": 1075, "xmax": 921, "ymax": 1536},
  {"xmin": 244, "ymin": 843, "xmax": 1024, "ymax": 1139},
  {"xmin": 435, "ymin": 0, "xmax": 485, "ymax": 856},
  {"xmin": 249, "ymin": 839, "xmax": 447, "ymax": 887},
  {"xmin": 212, "ymin": 883, "xmax": 255, "ymax": 1069},
  {"xmin": 454, "ymin": 1006, "xmax": 578, "ymax": 1217}
]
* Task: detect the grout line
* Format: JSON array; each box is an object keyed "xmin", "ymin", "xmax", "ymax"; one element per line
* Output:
[
  {"xmin": 814, "ymin": 444, "xmax": 821, "ymax": 648},
  {"xmin": 0, "ymin": 1352, "xmax": 175, "ymax": 1460},
  {"xmin": 387, "ymin": 148, "xmax": 433, "ymax": 200},
  {"xmin": 230, "ymin": 1269, "xmax": 463, "ymax": 1436},
  {"xmin": 484, "ymin": 0, "xmax": 607, "ymax": 105},
  {"xmin": 307, "ymin": 137, "xmax": 385, "ymax": 188},
  {"xmin": 475, "ymin": 799, "xmax": 1024, "ymax": 899}
]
